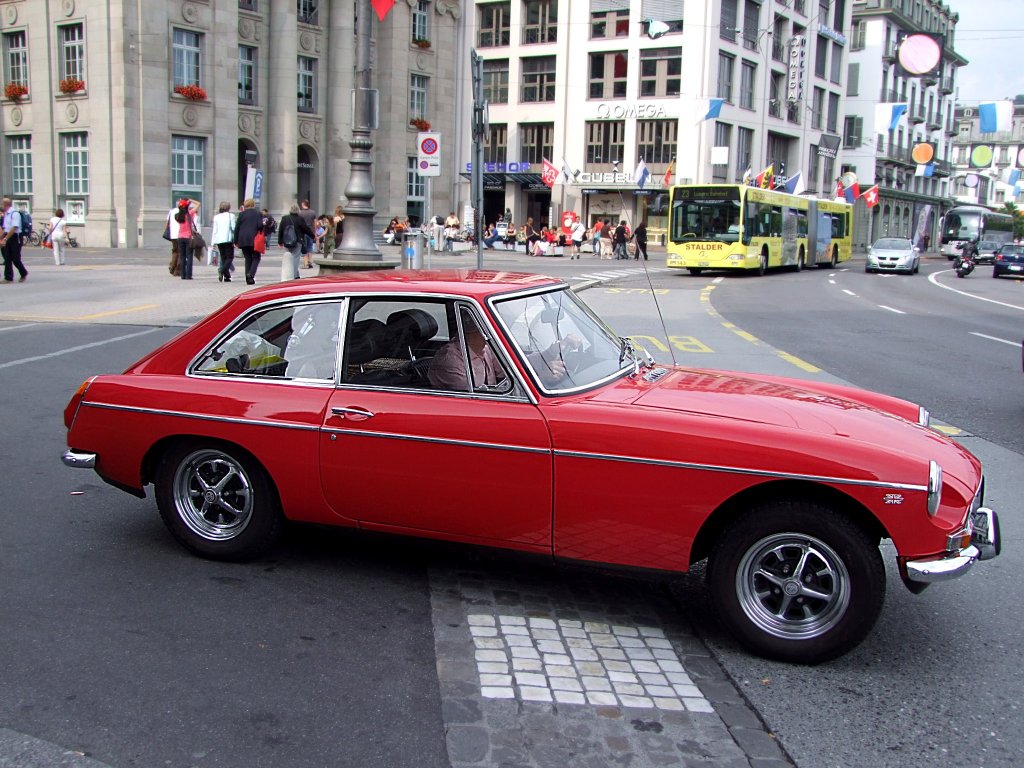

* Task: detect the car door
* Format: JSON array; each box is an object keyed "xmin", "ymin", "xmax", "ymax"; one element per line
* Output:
[{"xmin": 319, "ymin": 297, "xmax": 553, "ymax": 550}]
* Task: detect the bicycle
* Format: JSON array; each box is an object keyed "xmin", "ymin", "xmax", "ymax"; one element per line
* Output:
[{"xmin": 28, "ymin": 224, "xmax": 49, "ymax": 247}]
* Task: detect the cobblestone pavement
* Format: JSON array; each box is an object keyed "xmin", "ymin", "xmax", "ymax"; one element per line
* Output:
[{"xmin": 430, "ymin": 564, "xmax": 792, "ymax": 768}]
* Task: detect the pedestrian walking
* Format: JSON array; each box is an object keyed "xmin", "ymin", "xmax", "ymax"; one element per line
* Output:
[
  {"xmin": 233, "ymin": 198, "xmax": 262, "ymax": 285},
  {"xmin": 48, "ymin": 208, "xmax": 68, "ymax": 266},
  {"xmin": 632, "ymin": 221, "xmax": 648, "ymax": 261},
  {"xmin": 613, "ymin": 220, "xmax": 629, "ymax": 260},
  {"xmin": 211, "ymin": 202, "xmax": 236, "ymax": 282},
  {"xmin": 173, "ymin": 198, "xmax": 201, "ymax": 280},
  {"xmin": 277, "ymin": 204, "xmax": 315, "ymax": 281},
  {"xmin": 0, "ymin": 197, "xmax": 28, "ymax": 283},
  {"xmin": 298, "ymin": 199, "xmax": 318, "ymax": 268},
  {"xmin": 570, "ymin": 218, "xmax": 587, "ymax": 259},
  {"xmin": 591, "ymin": 219, "xmax": 604, "ymax": 255},
  {"xmin": 164, "ymin": 205, "xmax": 180, "ymax": 276},
  {"xmin": 600, "ymin": 219, "xmax": 614, "ymax": 259}
]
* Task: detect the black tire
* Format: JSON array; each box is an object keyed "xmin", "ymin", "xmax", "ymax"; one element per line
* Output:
[
  {"xmin": 830, "ymin": 248, "xmax": 838, "ymax": 268},
  {"xmin": 756, "ymin": 250, "xmax": 768, "ymax": 276},
  {"xmin": 688, "ymin": 268, "xmax": 703, "ymax": 276},
  {"xmin": 155, "ymin": 441, "xmax": 283, "ymax": 561},
  {"xmin": 707, "ymin": 501, "xmax": 885, "ymax": 664},
  {"xmin": 29, "ymin": 231, "xmax": 41, "ymax": 246},
  {"xmin": 794, "ymin": 248, "xmax": 804, "ymax": 272}
]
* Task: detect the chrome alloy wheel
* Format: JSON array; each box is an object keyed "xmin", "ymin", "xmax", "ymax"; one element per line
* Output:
[
  {"xmin": 173, "ymin": 448, "xmax": 254, "ymax": 541},
  {"xmin": 735, "ymin": 533, "xmax": 851, "ymax": 640}
]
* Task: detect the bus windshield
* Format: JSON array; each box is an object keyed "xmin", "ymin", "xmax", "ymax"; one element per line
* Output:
[
  {"xmin": 941, "ymin": 212, "xmax": 980, "ymax": 241},
  {"xmin": 670, "ymin": 188, "xmax": 742, "ymax": 243}
]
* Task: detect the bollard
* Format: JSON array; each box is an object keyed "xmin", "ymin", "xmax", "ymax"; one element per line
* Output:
[{"xmin": 401, "ymin": 231, "xmax": 425, "ymax": 269}]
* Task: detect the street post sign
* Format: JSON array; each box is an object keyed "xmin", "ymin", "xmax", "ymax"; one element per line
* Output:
[{"xmin": 417, "ymin": 132, "xmax": 441, "ymax": 177}]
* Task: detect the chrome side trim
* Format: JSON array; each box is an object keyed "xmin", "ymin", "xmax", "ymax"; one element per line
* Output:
[
  {"xmin": 62, "ymin": 449, "xmax": 97, "ymax": 469},
  {"xmin": 553, "ymin": 449, "xmax": 929, "ymax": 492},
  {"xmin": 82, "ymin": 401, "xmax": 319, "ymax": 432},
  {"xmin": 325, "ymin": 427, "xmax": 550, "ymax": 455}
]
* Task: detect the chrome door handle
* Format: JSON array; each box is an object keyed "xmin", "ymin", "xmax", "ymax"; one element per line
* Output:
[{"xmin": 331, "ymin": 406, "xmax": 375, "ymax": 419}]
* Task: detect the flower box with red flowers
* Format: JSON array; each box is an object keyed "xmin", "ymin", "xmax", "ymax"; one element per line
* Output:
[
  {"xmin": 174, "ymin": 84, "xmax": 207, "ymax": 101},
  {"xmin": 4, "ymin": 82, "xmax": 28, "ymax": 100},
  {"xmin": 412, "ymin": 38, "xmax": 432, "ymax": 49},
  {"xmin": 409, "ymin": 117, "xmax": 431, "ymax": 131},
  {"xmin": 59, "ymin": 78, "xmax": 86, "ymax": 94}
]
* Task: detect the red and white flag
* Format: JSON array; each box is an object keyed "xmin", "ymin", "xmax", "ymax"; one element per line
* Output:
[
  {"xmin": 862, "ymin": 184, "xmax": 880, "ymax": 208},
  {"xmin": 541, "ymin": 159, "xmax": 559, "ymax": 189},
  {"xmin": 371, "ymin": 0, "xmax": 396, "ymax": 20}
]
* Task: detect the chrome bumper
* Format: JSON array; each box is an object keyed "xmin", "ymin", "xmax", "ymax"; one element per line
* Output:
[
  {"xmin": 62, "ymin": 449, "xmax": 97, "ymax": 469},
  {"xmin": 904, "ymin": 507, "xmax": 1001, "ymax": 583}
]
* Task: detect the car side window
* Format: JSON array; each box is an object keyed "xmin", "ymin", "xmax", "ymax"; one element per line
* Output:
[
  {"xmin": 342, "ymin": 298, "xmax": 448, "ymax": 388},
  {"xmin": 425, "ymin": 305, "xmax": 514, "ymax": 394},
  {"xmin": 194, "ymin": 302, "xmax": 342, "ymax": 381}
]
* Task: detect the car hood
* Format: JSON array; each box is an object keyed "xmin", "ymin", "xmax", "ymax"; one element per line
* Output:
[{"xmin": 870, "ymin": 248, "xmax": 914, "ymax": 259}]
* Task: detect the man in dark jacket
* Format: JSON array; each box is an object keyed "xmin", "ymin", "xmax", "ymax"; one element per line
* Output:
[
  {"xmin": 277, "ymin": 204, "xmax": 316, "ymax": 281},
  {"xmin": 613, "ymin": 220, "xmax": 629, "ymax": 260},
  {"xmin": 632, "ymin": 221, "xmax": 648, "ymax": 260},
  {"xmin": 233, "ymin": 198, "xmax": 263, "ymax": 285}
]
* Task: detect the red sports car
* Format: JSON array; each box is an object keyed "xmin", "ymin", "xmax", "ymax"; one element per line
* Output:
[{"xmin": 62, "ymin": 271, "xmax": 1000, "ymax": 663}]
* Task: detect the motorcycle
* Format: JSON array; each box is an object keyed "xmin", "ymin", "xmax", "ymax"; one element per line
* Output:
[{"xmin": 953, "ymin": 245, "xmax": 976, "ymax": 278}]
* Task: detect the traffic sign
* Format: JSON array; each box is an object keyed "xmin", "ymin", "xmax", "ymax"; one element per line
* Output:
[{"xmin": 417, "ymin": 131, "xmax": 440, "ymax": 177}]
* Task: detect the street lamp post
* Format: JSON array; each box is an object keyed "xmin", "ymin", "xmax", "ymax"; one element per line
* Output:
[{"xmin": 320, "ymin": 0, "xmax": 399, "ymax": 271}]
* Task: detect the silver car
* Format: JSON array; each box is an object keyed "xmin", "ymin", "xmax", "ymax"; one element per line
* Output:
[{"xmin": 865, "ymin": 238, "xmax": 920, "ymax": 274}]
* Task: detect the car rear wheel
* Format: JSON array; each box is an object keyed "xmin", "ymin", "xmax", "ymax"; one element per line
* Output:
[
  {"xmin": 707, "ymin": 501, "xmax": 885, "ymax": 664},
  {"xmin": 155, "ymin": 442, "xmax": 283, "ymax": 561}
]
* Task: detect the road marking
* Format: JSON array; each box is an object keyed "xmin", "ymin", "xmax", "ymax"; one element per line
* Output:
[
  {"xmin": 842, "ymin": 289, "xmax": 857, "ymax": 296},
  {"xmin": 776, "ymin": 352, "xmax": 821, "ymax": 372},
  {"xmin": 80, "ymin": 304, "xmax": 160, "ymax": 320},
  {"xmin": 932, "ymin": 424, "xmax": 962, "ymax": 436},
  {"xmin": 878, "ymin": 305, "xmax": 906, "ymax": 314},
  {"xmin": 969, "ymin": 331, "xmax": 1019, "ymax": 347},
  {"xmin": 0, "ymin": 328, "xmax": 163, "ymax": 369},
  {"xmin": 927, "ymin": 271, "xmax": 1024, "ymax": 312},
  {"xmin": 829, "ymin": 279, "xmax": 836, "ymax": 284},
  {"xmin": 0, "ymin": 322, "xmax": 38, "ymax": 332}
]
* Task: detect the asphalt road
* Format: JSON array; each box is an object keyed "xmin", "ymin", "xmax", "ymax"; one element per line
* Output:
[{"xmin": 2, "ymin": 246, "xmax": 1020, "ymax": 767}]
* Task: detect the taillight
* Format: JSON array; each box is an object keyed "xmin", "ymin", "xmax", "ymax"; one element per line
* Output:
[{"xmin": 64, "ymin": 376, "xmax": 96, "ymax": 430}]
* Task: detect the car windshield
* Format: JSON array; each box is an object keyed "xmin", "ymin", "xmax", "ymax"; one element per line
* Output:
[
  {"xmin": 492, "ymin": 287, "xmax": 631, "ymax": 392},
  {"xmin": 873, "ymin": 239, "xmax": 911, "ymax": 250}
]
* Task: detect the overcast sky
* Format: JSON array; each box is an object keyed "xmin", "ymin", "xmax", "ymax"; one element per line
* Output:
[{"xmin": 948, "ymin": 0, "xmax": 1024, "ymax": 102}]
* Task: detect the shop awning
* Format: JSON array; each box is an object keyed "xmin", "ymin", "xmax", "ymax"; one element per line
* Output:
[{"xmin": 460, "ymin": 172, "xmax": 548, "ymax": 191}]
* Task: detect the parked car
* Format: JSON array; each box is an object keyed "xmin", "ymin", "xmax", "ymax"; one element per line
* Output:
[
  {"xmin": 992, "ymin": 243, "xmax": 1024, "ymax": 278},
  {"xmin": 865, "ymin": 237, "xmax": 920, "ymax": 274},
  {"xmin": 975, "ymin": 239, "xmax": 1003, "ymax": 264},
  {"xmin": 61, "ymin": 271, "xmax": 1000, "ymax": 664}
]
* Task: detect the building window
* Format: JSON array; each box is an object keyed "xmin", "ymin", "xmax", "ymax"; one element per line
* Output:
[
  {"xmin": 736, "ymin": 127, "xmax": 753, "ymax": 181},
  {"xmin": 742, "ymin": 0, "xmax": 761, "ymax": 50},
  {"xmin": 484, "ymin": 124, "xmax": 508, "ymax": 164},
  {"xmin": 846, "ymin": 62, "xmax": 859, "ymax": 96},
  {"xmin": 585, "ymin": 120, "xmax": 625, "ymax": 166},
  {"xmin": 62, "ymin": 132, "xmax": 89, "ymax": 196},
  {"xmin": 479, "ymin": 3, "xmax": 511, "ymax": 48},
  {"xmin": 814, "ymin": 35, "xmax": 828, "ymax": 79},
  {"xmin": 716, "ymin": 53, "xmax": 735, "ymax": 102},
  {"xmin": 589, "ymin": 51, "xmax": 627, "ymax": 99},
  {"xmin": 812, "ymin": 87, "xmax": 825, "ymax": 129},
  {"xmin": 172, "ymin": 28, "xmax": 202, "ymax": 87},
  {"xmin": 637, "ymin": 119, "xmax": 677, "ymax": 164},
  {"xmin": 642, "ymin": 0, "xmax": 683, "ymax": 35},
  {"xmin": 769, "ymin": 72, "xmax": 783, "ymax": 117},
  {"xmin": 407, "ymin": 157, "xmax": 425, "ymax": 224},
  {"xmin": 739, "ymin": 60, "xmax": 756, "ymax": 109},
  {"xmin": 523, "ymin": 0, "xmax": 558, "ymax": 45},
  {"xmin": 826, "ymin": 91, "xmax": 839, "ymax": 132},
  {"xmin": 412, "ymin": 0, "xmax": 430, "ymax": 44},
  {"xmin": 521, "ymin": 56, "xmax": 556, "ymax": 102},
  {"xmin": 3, "ymin": 31, "xmax": 27, "ymax": 88},
  {"xmin": 639, "ymin": 48, "xmax": 681, "ymax": 98},
  {"xmin": 239, "ymin": 0, "xmax": 257, "ymax": 10},
  {"xmin": 59, "ymin": 24, "xmax": 86, "ymax": 83},
  {"xmin": 720, "ymin": 0, "xmax": 737, "ymax": 42},
  {"xmin": 843, "ymin": 116, "xmax": 862, "ymax": 148},
  {"xmin": 171, "ymin": 134, "xmax": 204, "ymax": 205},
  {"xmin": 712, "ymin": 122, "xmax": 732, "ymax": 182},
  {"xmin": 239, "ymin": 45, "xmax": 256, "ymax": 105},
  {"xmin": 9, "ymin": 135, "xmax": 32, "ymax": 195},
  {"xmin": 298, "ymin": 56, "xmax": 316, "ymax": 113},
  {"xmin": 807, "ymin": 144, "xmax": 820, "ymax": 192},
  {"xmin": 830, "ymin": 42, "xmax": 843, "ymax": 84},
  {"xmin": 297, "ymin": 0, "xmax": 318, "ymax": 24},
  {"xmin": 519, "ymin": 122, "xmax": 553, "ymax": 165},
  {"xmin": 590, "ymin": 3, "xmax": 629, "ymax": 40},
  {"xmin": 410, "ymin": 73, "xmax": 428, "ymax": 120},
  {"xmin": 483, "ymin": 59, "xmax": 509, "ymax": 104}
]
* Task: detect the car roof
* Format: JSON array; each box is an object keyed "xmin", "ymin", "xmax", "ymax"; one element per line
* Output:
[{"xmin": 231, "ymin": 269, "xmax": 565, "ymax": 305}]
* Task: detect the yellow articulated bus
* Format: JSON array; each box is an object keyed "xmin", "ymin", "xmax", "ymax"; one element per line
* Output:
[{"xmin": 666, "ymin": 184, "xmax": 853, "ymax": 275}]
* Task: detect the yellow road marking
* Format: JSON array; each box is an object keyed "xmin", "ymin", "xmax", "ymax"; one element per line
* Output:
[
  {"xmin": 80, "ymin": 304, "xmax": 160, "ymax": 320},
  {"xmin": 776, "ymin": 352, "xmax": 821, "ymax": 373},
  {"xmin": 0, "ymin": 304, "xmax": 159, "ymax": 322},
  {"xmin": 932, "ymin": 424, "xmax": 962, "ymax": 436}
]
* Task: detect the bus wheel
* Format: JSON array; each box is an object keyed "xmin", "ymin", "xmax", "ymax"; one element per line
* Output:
[
  {"xmin": 795, "ymin": 248, "xmax": 805, "ymax": 272},
  {"xmin": 830, "ymin": 248, "xmax": 838, "ymax": 268},
  {"xmin": 688, "ymin": 268, "xmax": 703, "ymax": 276},
  {"xmin": 757, "ymin": 250, "xmax": 768, "ymax": 276}
]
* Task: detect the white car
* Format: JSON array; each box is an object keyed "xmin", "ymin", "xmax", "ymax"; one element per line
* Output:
[{"xmin": 866, "ymin": 238, "xmax": 920, "ymax": 274}]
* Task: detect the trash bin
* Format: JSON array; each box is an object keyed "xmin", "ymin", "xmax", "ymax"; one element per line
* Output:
[{"xmin": 401, "ymin": 231, "xmax": 425, "ymax": 269}]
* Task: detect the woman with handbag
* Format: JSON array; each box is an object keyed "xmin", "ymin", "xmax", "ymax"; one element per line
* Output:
[
  {"xmin": 233, "ymin": 198, "xmax": 263, "ymax": 285},
  {"xmin": 210, "ymin": 202, "xmax": 236, "ymax": 282},
  {"xmin": 174, "ymin": 198, "xmax": 201, "ymax": 280},
  {"xmin": 47, "ymin": 208, "xmax": 67, "ymax": 266}
]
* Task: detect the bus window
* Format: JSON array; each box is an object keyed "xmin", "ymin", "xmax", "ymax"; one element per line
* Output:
[
  {"xmin": 769, "ymin": 207, "xmax": 783, "ymax": 237},
  {"xmin": 797, "ymin": 211, "xmax": 808, "ymax": 236}
]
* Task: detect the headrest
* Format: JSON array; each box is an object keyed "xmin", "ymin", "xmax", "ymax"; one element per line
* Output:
[
  {"xmin": 347, "ymin": 318, "xmax": 386, "ymax": 365},
  {"xmin": 385, "ymin": 308, "xmax": 439, "ymax": 343}
]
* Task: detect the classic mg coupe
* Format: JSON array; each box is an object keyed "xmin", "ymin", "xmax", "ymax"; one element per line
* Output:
[{"xmin": 62, "ymin": 271, "xmax": 1000, "ymax": 663}]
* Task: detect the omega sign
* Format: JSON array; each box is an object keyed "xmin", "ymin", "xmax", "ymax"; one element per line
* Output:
[
  {"xmin": 787, "ymin": 36, "xmax": 807, "ymax": 103},
  {"xmin": 596, "ymin": 102, "xmax": 670, "ymax": 119}
]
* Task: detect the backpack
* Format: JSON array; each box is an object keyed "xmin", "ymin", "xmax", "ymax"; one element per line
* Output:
[
  {"xmin": 19, "ymin": 210, "xmax": 32, "ymax": 238},
  {"xmin": 281, "ymin": 219, "xmax": 298, "ymax": 249}
]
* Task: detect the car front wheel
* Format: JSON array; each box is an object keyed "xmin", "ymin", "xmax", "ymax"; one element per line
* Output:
[
  {"xmin": 707, "ymin": 501, "xmax": 885, "ymax": 664},
  {"xmin": 155, "ymin": 442, "xmax": 283, "ymax": 561}
]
